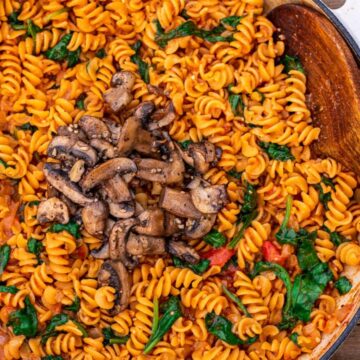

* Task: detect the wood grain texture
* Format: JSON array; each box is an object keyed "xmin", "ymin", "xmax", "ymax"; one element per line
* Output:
[
  {"xmin": 331, "ymin": 323, "xmax": 360, "ymax": 359},
  {"xmin": 268, "ymin": 4, "xmax": 360, "ymax": 175}
]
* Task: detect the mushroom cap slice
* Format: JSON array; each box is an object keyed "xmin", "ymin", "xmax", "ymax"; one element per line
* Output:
[
  {"xmin": 47, "ymin": 136, "xmax": 98, "ymax": 166},
  {"xmin": 159, "ymin": 187, "xmax": 202, "ymax": 219},
  {"xmin": 109, "ymin": 202, "xmax": 135, "ymax": 219},
  {"xmin": 102, "ymin": 175, "xmax": 132, "ymax": 203},
  {"xmin": 148, "ymin": 102, "xmax": 176, "ymax": 131},
  {"xmin": 81, "ymin": 200, "xmax": 108, "ymax": 237},
  {"xmin": 91, "ymin": 242, "xmax": 109, "ymax": 259},
  {"xmin": 126, "ymin": 233, "xmax": 165, "ymax": 256},
  {"xmin": 90, "ymin": 139, "xmax": 117, "ymax": 159},
  {"xmin": 117, "ymin": 116, "xmax": 141, "ymax": 155},
  {"xmin": 190, "ymin": 184, "xmax": 228, "ymax": 214},
  {"xmin": 164, "ymin": 212, "xmax": 183, "ymax": 236},
  {"xmin": 134, "ymin": 101, "xmax": 155, "ymax": 122},
  {"xmin": 37, "ymin": 197, "xmax": 69, "ymax": 224},
  {"xmin": 81, "ymin": 158, "xmax": 137, "ymax": 192},
  {"xmin": 136, "ymin": 150, "xmax": 184, "ymax": 184},
  {"xmin": 98, "ymin": 260, "xmax": 131, "ymax": 315},
  {"xmin": 79, "ymin": 116, "xmax": 111, "ymax": 140},
  {"xmin": 111, "ymin": 71, "xmax": 136, "ymax": 89},
  {"xmin": 134, "ymin": 208, "xmax": 165, "ymax": 236},
  {"xmin": 185, "ymin": 214, "xmax": 217, "ymax": 239},
  {"xmin": 69, "ymin": 160, "xmax": 86, "ymax": 183},
  {"xmin": 133, "ymin": 129, "xmax": 159, "ymax": 156},
  {"xmin": 167, "ymin": 239, "xmax": 200, "ymax": 264},
  {"xmin": 109, "ymin": 218, "xmax": 138, "ymax": 269},
  {"xmin": 44, "ymin": 164, "xmax": 94, "ymax": 206},
  {"xmin": 57, "ymin": 125, "xmax": 88, "ymax": 142}
]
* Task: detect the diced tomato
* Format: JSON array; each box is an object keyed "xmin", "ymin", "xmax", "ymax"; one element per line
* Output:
[
  {"xmin": 75, "ymin": 244, "xmax": 88, "ymax": 260},
  {"xmin": 262, "ymin": 241, "xmax": 285, "ymax": 266},
  {"xmin": 202, "ymin": 247, "xmax": 235, "ymax": 267}
]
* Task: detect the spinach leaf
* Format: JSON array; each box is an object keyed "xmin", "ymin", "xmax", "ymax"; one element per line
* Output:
[
  {"xmin": 42, "ymin": 356, "xmax": 63, "ymax": 360},
  {"xmin": 180, "ymin": 9, "xmax": 190, "ymax": 20},
  {"xmin": 26, "ymin": 20, "xmax": 41, "ymax": 40},
  {"xmin": 144, "ymin": 296, "xmax": 182, "ymax": 354},
  {"xmin": 7, "ymin": 296, "xmax": 38, "ymax": 338},
  {"xmin": 323, "ymin": 226, "xmax": 347, "ymax": 247},
  {"xmin": 205, "ymin": 312, "xmax": 257, "ymax": 345},
  {"xmin": 0, "ymin": 285, "xmax": 18, "ymax": 294},
  {"xmin": 154, "ymin": 20, "xmax": 234, "ymax": 48},
  {"xmin": 290, "ymin": 332, "xmax": 299, "ymax": 346},
  {"xmin": 45, "ymin": 33, "xmax": 81, "ymax": 68},
  {"xmin": 130, "ymin": 41, "xmax": 150, "ymax": 83},
  {"xmin": 259, "ymin": 142, "xmax": 294, "ymax": 161},
  {"xmin": 229, "ymin": 210, "xmax": 257, "ymax": 249},
  {"xmin": 8, "ymin": 11, "xmax": 25, "ymax": 30},
  {"xmin": 75, "ymin": 93, "xmax": 86, "ymax": 110},
  {"xmin": 152, "ymin": 298, "xmax": 159, "ymax": 333},
  {"xmin": 204, "ymin": 229, "xmax": 226, "ymax": 248},
  {"xmin": 0, "ymin": 159, "xmax": 9, "ymax": 169},
  {"xmin": 71, "ymin": 319, "xmax": 88, "ymax": 337},
  {"xmin": 41, "ymin": 313, "xmax": 69, "ymax": 344},
  {"xmin": 95, "ymin": 48, "xmax": 106, "ymax": 59},
  {"xmin": 314, "ymin": 183, "xmax": 332, "ymax": 210},
  {"xmin": 254, "ymin": 89, "xmax": 265, "ymax": 103},
  {"xmin": 28, "ymin": 200, "xmax": 40, "ymax": 207},
  {"xmin": 275, "ymin": 195, "xmax": 298, "ymax": 246},
  {"xmin": 102, "ymin": 327, "xmax": 129, "ymax": 345},
  {"xmin": 222, "ymin": 285, "xmax": 251, "ymax": 317},
  {"xmin": 48, "ymin": 219, "xmax": 81, "ymax": 238},
  {"xmin": 64, "ymin": 296, "xmax": 80, "ymax": 312},
  {"xmin": 173, "ymin": 256, "xmax": 210, "ymax": 275},
  {"xmin": 27, "ymin": 237, "xmax": 43, "ymax": 263},
  {"xmin": 296, "ymin": 231, "xmax": 318, "ymax": 271},
  {"xmin": 227, "ymin": 169, "xmax": 242, "ymax": 179},
  {"xmin": 18, "ymin": 122, "xmax": 38, "ymax": 133},
  {"xmin": 43, "ymin": 7, "xmax": 69, "ymax": 22},
  {"xmin": 321, "ymin": 175, "xmax": 335, "ymax": 189},
  {"xmin": 228, "ymin": 85, "xmax": 245, "ymax": 117},
  {"xmin": 0, "ymin": 245, "xmax": 11, "ymax": 275},
  {"xmin": 220, "ymin": 16, "xmax": 243, "ymax": 28},
  {"xmin": 178, "ymin": 139, "xmax": 192, "ymax": 150},
  {"xmin": 335, "ymin": 276, "xmax": 352, "ymax": 295},
  {"xmin": 282, "ymin": 55, "xmax": 305, "ymax": 74}
]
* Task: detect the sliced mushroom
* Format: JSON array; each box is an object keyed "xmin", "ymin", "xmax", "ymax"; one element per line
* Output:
[
  {"xmin": 90, "ymin": 139, "xmax": 117, "ymax": 159},
  {"xmin": 134, "ymin": 208, "xmax": 165, "ymax": 236},
  {"xmin": 117, "ymin": 116, "xmax": 141, "ymax": 155},
  {"xmin": 133, "ymin": 129, "xmax": 159, "ymax": 156},
  {"xmin": 105, "ymin": 218, "xmax": 115, "ymax": 238},
  {"xmin": 109, "ymin": 218, "xmax": 137, "ymax": 269},
  {"xmin": 103, "ymin": 118, "xmax": 122, "ymax": 144},
  {"xmin": 148, "ymin": 102, "xmax": 176, "ymax": 130},
  {"xmin": 159, "ymin": 187, "xmax": 202, "ymax": 219},
  {"xmin": 69, "ymin": 160, "xmax": 86, "ymax": 183},
  {"xmin": 79, "ymin": 116, "xmax": 111, "ymax": 140},
  {"xmin": 126, "ymin": 233, "xmax": 165, "ymax": 256},
  {"xmin": 81, "ymin": 158, "xmax": 137, "ymax": 192},
  {"xmin": 91, "ymin": 242, "xmax": 109, "ymax": 259},
  {"xmin": 101, "ymin": 175, "xmax": 132, "ymax": 203},
  {"xmin": 134, "ymin": 101, "xmax": 155, "ymax": 123},
  {"xmin": 37, "ymin": 197, "xmax": 69, "ymax": 224},
  {"xmin": 98, "ymin": 260, "xmax": 130, "ymax": 314},
  {"xmin": 109, "ymin": 201, "xmax": 135, "ymax": 219},
  {"xmin": 57, "ymin": 125, "xmax": 88, "ymax": 142},
  {"xmin": 44, "ymin": 164, "xmax": 94, "ymax": 206},
  {"xmin": 164, "ymin": 212, "xmax": 184, "ymax": 236},
  {"xmin": 104, "ymin": 71, "xmax": 135, "ymax": 113},
  {"xmin": 185, "ymin": 214, "xmax": 217, "ymax": 239},
  {"xmin": 82, "ymin": 201, "xmax": 108, "ymax": 237},
  {"xmin": 47, "ymin": 136, "xmax": 98, "ymax": 166},
  {"xmin": 136, "ymin": 149, "xmax": 184, "ymax": 184},
  {"xmin": 167, "ymin": 239, "xmax": 200, "ymax": 264},
  {"xmin": 191, "ymin": 184, "xmax": 228, "ymax": 214},
  {"xmin": 189, "ymin": 142, "xmax": 217, "ymax": 174}
]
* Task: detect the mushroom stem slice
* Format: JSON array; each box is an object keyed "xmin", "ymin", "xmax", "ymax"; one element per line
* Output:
[
  {"xmin": 167, "ymin": 239, "xmax": 200, "ymax": 264},
  {"xmin": 185, "ymin": 214, "xmax": 217, "ymax": 239},
  {"xmin": 69, "ymin": 160, "xmax": 86, "ymax": 183},
  {"xmin": 81, "ymin": 158, "xmax": 137, "ymax": 192},
  {"xmin": 159, "ymin": 187, "xmax": 202, "ymax": 219},
  {"xmin": 37, "ymin": 197, "xmax": 69, "ymax": 224},
  {"xmin": 117, "ymin": 116, "xmax": 141, "ymax": 155},
  {"xmin": 148, "ymin": 102, "xmax": 176, "ymax": 130},
  {"xmin": 190, "ymin": 184, "xmax": 228, "ymax": 214},
  {"xmin": 126, "ymin": 233, "xmax": 165, "ymax": 256},
  {"xmin": 91, "ymin": 242, "xmax": 110, "ymax": 259},
  {"xmin": 44, "ymin": 163, "xmax": 94, "ymax": 206},
  {"xmin": 90, "ymin": 139, "xmax": 117, "ymax": 159},
  {"xmin": 98, "ymin": 260, "xmax": 131, "ymax": 315},
  {"xmin": 102, "ymin": 175, "xmax": 132, "ymax": 203},
  {"xmin": 81, "ymin": 200, "xmax": 108, "ymax": 237},
  {"xmin": 134, "ymin": 208, "xmax": 165, "ymax": 236}
]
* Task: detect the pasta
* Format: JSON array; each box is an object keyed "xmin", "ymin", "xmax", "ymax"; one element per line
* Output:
[{"xmin": 0, "ymin": 0, "xmax": 359, "ymax": 359}]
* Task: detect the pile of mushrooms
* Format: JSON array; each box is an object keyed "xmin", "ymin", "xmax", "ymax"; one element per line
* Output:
[{"xmin": 37, "ymin": 71, "xmax": 228, "ymax": 313}]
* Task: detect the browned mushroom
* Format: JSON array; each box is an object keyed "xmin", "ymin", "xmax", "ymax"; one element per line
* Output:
[
  {"xmin": 44, "ymin": 164, "xmax": 94, "ymax": 206},
  {"xmin": 47, "ymin": 136, "xmax": 98, "ymax": 166},
  {"xmin": 159, "ymin": 187, "xmax": 202, "ymax": 219},
  {"xmin": 117, "ymin": 116, "xmax": 141, "ymax": 155},
  {"xmin": 167, "ymin": 239, "xmax": 200, "ymax": 264},
  {"xmin": 164, "ymin": 212, "xmax": 184, "ymax": 236},
  {"xmin": 136, "ymin": 149, "xmax": 184, "ymax": 184},
  {"xmin": 134, "ymin": 208, "xmax": 165, "ymax": 236},
  {"xmin": 185, "ymin": 214, "xmax": 217, "ymax": 239},
  {"xmin": 104, "ymin": 71, "xmax": 135, "ymax": 113},
  {"xmin": 190, "ymin": 184, "xmax": 228, "ymax": 214},
  {"xmin": 81, "ymin": 201, "xmax": 108, "ymax": 237},
  {"xmin": 37, "ymin": 197, "xmax": 69, "ymax": 224},
  {"xmin": 98, "ymin": 260, "xmax": 131, "ymax": 315},
  {"xmin": 101, "ymin": 175, "xmax": 132, "ymax": 203},
  {"xmin": 91, "ymin": 241, "xmax": 109, "ymax": 259},
  {"xmin": 81, "ymin": 158, "xmax": 137, "ymax": 192},
  {"xmin": 57, "ymin": 125, "xmax": 88, "ymax": 142},
  {"xmin": 126, "ymin": 233, "xmax": 165, "ymax": 256},
  {"xmin": 69, "ymin": 160, "xmax": 86, "ymax": 183},
  {"xmin": 109, "ymin": 201, "xmax": 135, "ymax": 219},
  {"xmin": 109, "ymin": 218, "xmax": 138, "ymax": 269},
  {"xmin": 78, "ymin": 116, "xmax": 111, "ymax": 140},
  {"xmin": 133, "ymin": 129, "xmax": 159, "ymax": 156},
  {"xmin": 90, "ymin": 139, "xmax": 117, "ymax": 159},
  {"xmin": 148, "ymin": 102, "xmax": 176, "ymax": 131},
  {"xmin": 103, "ymin": 118, "xmax": 122, "ymax": 144}
]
